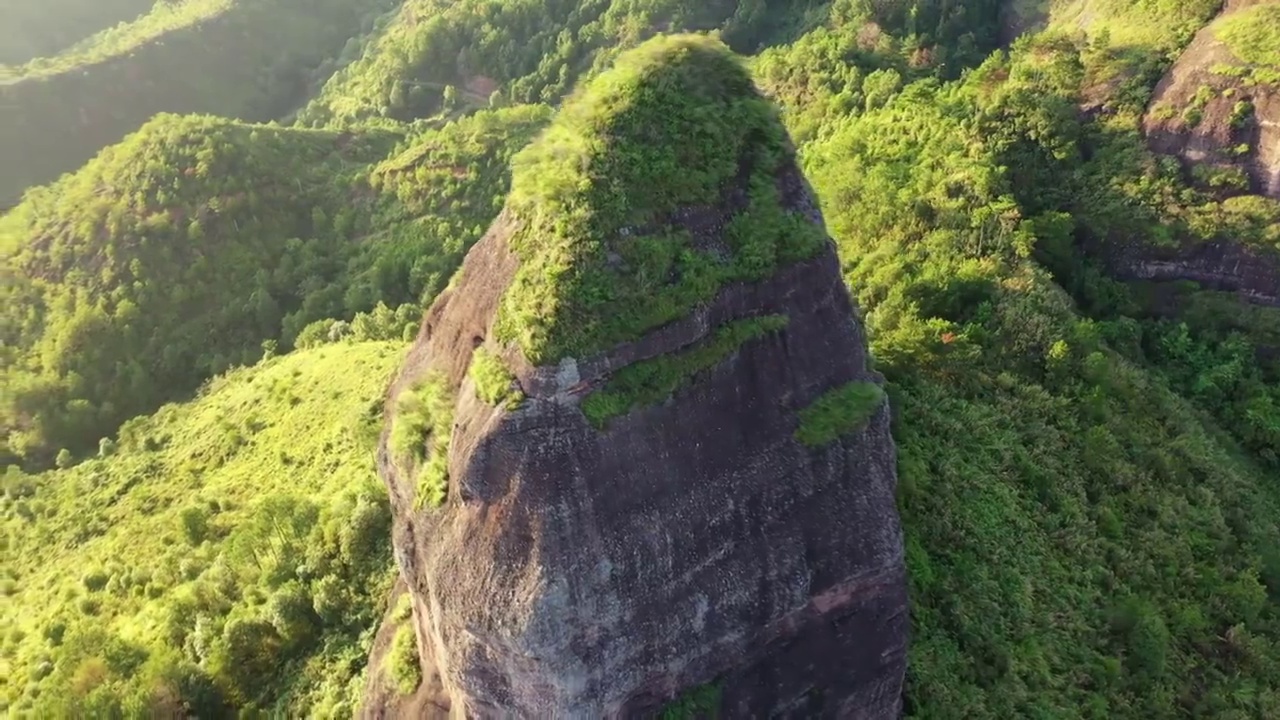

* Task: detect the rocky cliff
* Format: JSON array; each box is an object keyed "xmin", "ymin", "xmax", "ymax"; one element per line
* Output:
[
  {"xmin": 365, "ymin": 35, "xmax": 908, "ymax": 718},
  {"xmin": 1106, "ymin": 236, "xmax": 1280, "ymax": 307},
  {"xmin": 1121, "ymin": 0, "xmax": 1280, "ymax": 306},
  {"xmin": 1143, "ymin": 0, "xmax": 1280, "ymax": 199}
]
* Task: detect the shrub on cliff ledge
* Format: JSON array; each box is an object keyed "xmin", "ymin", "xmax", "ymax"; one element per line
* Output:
[
  {"xmin": 390, "ymin": 375, "xmax": 454, "ymax": 508},
  {"xmin": 794, "ymin": 382, "xmax": 885, "ymax": 447},
  {"xmin": 581, "ymin": 315, "xmax": 789, "ymax": 428},
  {"xmin": 495, "ymin": 34, "xmax": 824, "ymax": 365},
  {"xmin": 470, "ymin": 348, "xmax": 523, "ymax": 409},
  {"xmin": 386, "ymin": 624, "xmax": 422, "ymax": 695}
]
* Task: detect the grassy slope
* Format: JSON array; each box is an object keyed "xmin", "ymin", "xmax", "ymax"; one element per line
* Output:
[
  {"xmin": 0, "ymin": 0, "xmax": 398, "ymax": 207},
  {"xmin": 0, "ymin": 341, "xmax": 405, "ymax": 715},
  {"xmin": 0, "ymin": 0, "xmax": 157, "ymax": 66},
  {"xmin": 1054, "ymin": 0, "xmax": 1221, "ymax": 48},
  {"xmin": 1214, "ymin": 2, "xmax": 1280, "ymax": 83}
]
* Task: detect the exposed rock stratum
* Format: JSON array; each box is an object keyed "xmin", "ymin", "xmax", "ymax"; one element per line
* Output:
[
  {"xmin": 366, "ymin": 35, "xmax": 908, "ymax": 718},
  {"xmin": 1143, "ymin": 0, "xmax": 1280, "ymax": 199}
]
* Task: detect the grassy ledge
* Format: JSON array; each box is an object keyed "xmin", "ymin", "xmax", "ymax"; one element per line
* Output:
[
  {"xmin": 389, "ymin": 374, "xmax": 454, "ymax": 508},
  {"xmin": 470, "ymin": 348, "xmax": 524, "ymax": 409},
  {"xmin": 493, "ymin": 34, "xmax": 824, "ymax": 365},
  {"xmin": 581, "ymin": 315, "xmax": 788, "ymax": 429},
  {"xmin": 794, "ymin": 381, "xmax": 885, "ymax": 447}
]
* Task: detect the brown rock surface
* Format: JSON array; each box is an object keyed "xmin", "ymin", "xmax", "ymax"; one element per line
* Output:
[{"xmin": 363, "ymin": 39, "xmax": 908, "ymax": 719}]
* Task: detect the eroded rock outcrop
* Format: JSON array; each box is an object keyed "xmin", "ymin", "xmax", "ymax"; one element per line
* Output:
[
  {"xmin": 1104, "ymin": 236, "xmax": 1280, "ymax": 306},
  {"xmin": 1116, "ymin": 0, "xmax": 1280, "ymax": 306},
  {"xmin": 367, "ymin": 35, "xmax": 907, "ymax": 718},
  {"xmin": 1143, "ymin": 0, "xmax": 1280, "ymax": 199}
]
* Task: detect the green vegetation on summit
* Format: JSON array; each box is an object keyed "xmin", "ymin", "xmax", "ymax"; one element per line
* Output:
[{"xmin": 495, "ymin": 35, "xmax": 824, "ymax": 364}]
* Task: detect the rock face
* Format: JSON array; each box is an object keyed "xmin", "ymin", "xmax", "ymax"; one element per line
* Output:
[
  {"xmin": 1143, "ymin": 0, "xmax": 1280, "ymax": 199},
  {"xmin": 1115, "ymin": 0, "xmax": 1280, "ymax": 306},
  {"xmin": 1106, "ymin": 238, "xmax": 1280, "ymax": 307},
  {"xmin": 369, "ymin": 35, "xmax": 908, "ymax": 718}
]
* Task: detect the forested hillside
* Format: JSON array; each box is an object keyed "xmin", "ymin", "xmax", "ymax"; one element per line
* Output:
[
  {"xmin": 3, "ymin": 0, "xmax": 1280, "ymax": 716},
  {"xmin": 2, "ymin": 341, "xmax": 407, "ymax": 714},
  {"xmin": 0, "ymin": 0, "xmax": 400, "ymax": 207},
  {"xmin": 1, "ymin": 105, "xmax": 548, "ymax": 466},
  {"xmin": 0, "ymin": 0, "xmax": 156, "ymax": 66}
]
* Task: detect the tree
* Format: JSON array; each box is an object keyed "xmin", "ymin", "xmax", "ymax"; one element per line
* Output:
[
  {"xmin": 211, "ymin": 617, "xmax": 282, "ymax": 700},
  {"xmin": 180, "ymin": 505, "xmax": 209, "ymax": 545},
  {"xmin": 55, "ymin": 448, "xmax": 73, "ymax": 469},
  {"xmin": 267, "ymin": 582, "xmax": 319, "ymax": 650}
]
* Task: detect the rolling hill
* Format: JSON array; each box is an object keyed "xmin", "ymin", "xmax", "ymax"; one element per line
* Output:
[
  {"xmin": 0, "ymin": 0, "xmax": 157, "ymax": 66},
  {"xmin": 1, "ymin": 104, "xmax": 549, "ymax": 467},
  {"xmin": 0, "ymin": 0, "xmax": 399, "ymax": 208}
]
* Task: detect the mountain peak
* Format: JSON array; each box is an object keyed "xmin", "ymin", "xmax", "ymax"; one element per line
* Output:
[{"xmin": 495, "ymin": 34, "xmax": 826, "ymax": 365}]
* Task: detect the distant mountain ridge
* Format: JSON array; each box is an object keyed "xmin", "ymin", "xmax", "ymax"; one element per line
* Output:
[{"xmin": 0, "ymin": 0, "xmax": 398, "ymax": 208}]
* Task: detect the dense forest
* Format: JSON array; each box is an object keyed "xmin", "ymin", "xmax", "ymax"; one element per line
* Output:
[{"xmin": 3, "ymin": 0, "xmax": 1280, "ymax": 716}]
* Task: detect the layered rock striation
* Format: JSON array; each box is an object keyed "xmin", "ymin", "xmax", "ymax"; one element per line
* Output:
[{"xmin": 370, "ymin": 35, "xmax": 908, "ymax": 718}]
